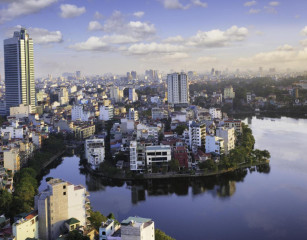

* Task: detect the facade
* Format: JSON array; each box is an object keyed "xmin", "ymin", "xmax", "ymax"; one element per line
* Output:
[
  {"xmin": 128, "ymin": 108, "xmax": 138, "ymax": 121},
  {"xmin": 224, "ymin": 86, "xmax": 235, "ymax": 99},
  {"xmin": 9, "ymin": 104, "xmax": 32, "ymax": 118},
  {"xmin": 173, "ymin": 146, "xmax": 190, "ymax": 168},
  {"xmin": 224, "ymin": 119, "xmax": 242, "ymax": 134},
  {"xmin": 35, "ymin": 178, "xmax": 90, "ymax": 240},
  {"xmin": 0, "ymin": 126, "xmax": 24, "ymax": 139},
  {"xmin": 2, "ymin": 147, "xmax": 20, "ymax": 172},
  {"xmin": 99, "ymin": 219, "xmax": 118, "ymax": 240},
  {"xmin": 71, "ymin": 105, "xmax": 90, "ymax": 122},
  {"xmin": 205, "ymin": 135, "xmax": 224, "ymax": 155},
  {"xmin": 216, "ymin": 127, "xmax": 235, "ymax": 154},
  {"xmin": 167, "ymin": 72, "xmax": 189, "ymax": 105},
  {"xmin": 85, "ymin": 138, "xmax": 105, "ymax": 168},
  {"xmin": 99, "ymin": 105, "xmax": 114, "ymax": 121},
  {"xmin": 209, "ymin": 108, "xmax": 222, "ymax": 119},
  {"xmin": 13, "ymin": 211, "xmax": 39, "ymax": 240},
  {"xmin": 110, "ymin": 86, "xmax": 122, "ymax": 103},
  {"xmin": 121, "ymin": 217, "xmax": 154, "ymax": 240},
  {"xmin": 4, "ymin": 28, "xmax": 36, "ymax": 114},
  {"xmin": 151, "ymin": 108, "xmax": 166, "ymax": 120},
  {"xmin": 130, "ymin": 141, "xmax": 145, "ymax": 171},
  {"xmin": 188, "ymin": 121, "xmax": 206, "ymax": 153},
  {"xmin": 145, "ymin": 145, "xmax": 171, "ymax": 168},
  {"xmin": 58, "ymin": 87, "xmax": 69, "ymax": 106},
  {"xmin": 73, "ymin": 123, "xmax": 95, "ymax": 139}
]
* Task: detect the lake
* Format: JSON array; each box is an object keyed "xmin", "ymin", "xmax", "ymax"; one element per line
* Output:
[{"xmin": 39, "ymin": 116, "xmax": 307, "ymax": 240}]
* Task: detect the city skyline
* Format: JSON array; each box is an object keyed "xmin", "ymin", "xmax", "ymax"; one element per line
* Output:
[{"xmin": 1, "ymin": 0, "xmax": 307, "ymax": 77}]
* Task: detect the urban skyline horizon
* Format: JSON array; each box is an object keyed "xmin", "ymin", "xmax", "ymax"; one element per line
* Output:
[{"xmin": 1, "ymin": 0, "xmax": 307, "ymax": 78}]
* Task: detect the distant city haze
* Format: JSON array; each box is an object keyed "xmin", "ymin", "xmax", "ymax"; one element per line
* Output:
[{"xmin": 1, "ymin": 0, "xmax": 307, "ymax": 77}]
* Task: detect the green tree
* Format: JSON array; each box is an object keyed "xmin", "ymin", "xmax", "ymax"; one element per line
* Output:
[
  {"xmin": 65, "ymin": 230, "xmax": 90, "ymax": 240},
  {"xmin": 88, "ymin": 210, "xmax": 107, "ymax": 231},
  {"xmin": 0, "ymin": 189, "xmax": 12, "ymax": 216},
  {"xmin": 169, "ymin": 159, "xmax": 180, "ymax": 172},
  {"xmin": 155, "ymin": 229, "xmax": 175, "ymax": 240},
  {"xmin": 174, "ymin": 125, "xmax": 187, "ymax": 135}
]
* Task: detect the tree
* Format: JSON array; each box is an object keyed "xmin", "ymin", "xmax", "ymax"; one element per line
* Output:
[
  {"xmin": 174, "ymin": 125, "xmax": 187, "ymax": 135},
  {"xmin": 169, "ymin": 159, "xmax": 180, "ymax": 172},
  {"xmin": 88, "ymin": 210, "xmax": 107, "ymax": 230},
  {"xmin": 65, "ymin": 230, "xmax": 90, "ymax": 240},
  {"xmin": 0, "ymin": 190, "xmax": 12, "ymax": 216},
  {"xmin": 155, "ymin": 229, "xmax": 175, "ymax": 240}
]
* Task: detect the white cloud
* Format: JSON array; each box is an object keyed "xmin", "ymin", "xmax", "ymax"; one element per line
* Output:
[
  {"xmin": 301, "ymin": 26, "xmax": 307, "ymax": 36},
  {"xmin": 197, "ymin": 56, "xmax": 218, "ymax": 63},
  {"xmin": 192, "ymin": 0, "xmax": 207, "ymax": 8},
  {"xmin": 244, "ymin": 1, "xmax": 257, "ymax": 7},
  {"xmin": 60, "ymin": 4, "xmax": 86, "ymax": 18},
  {"xmin": 300, "ymin": 39, "xmax": 307, "ymax": 47},
  {"xmin": 7, "ymin": 25, "xmax": 63, "ymax": 44},
  {"xmin": 127, "ymin": 42, "xmax": 185, "ymax": 55},
  {"xmin": 0, "ymin": 0, "xmax": 57, "ymax": 24},
  {"xmin": 163, "ymin": 35, "xmax": 185, "ymax": 43},
  {"xmin": 69, "ymin": 37, "xmax": 111, "ymax": 51},
  {"xmin": 133, "ymin": 11, "xmax": 145, "ymax": 18},
  {"xmin": 277, "ymin": 44, "xmax": 294, "ymax": 51},
  {"xmin": 160, "ymin": 0, "xmax": 190, "ymax": 10},
  {"xmin": 248, "ymin": 8, "xmax": 261, "ymax": 14},
  {"xmin": 269, "ymin": 1, "xmax": 280, "ymax": 7},
  {"xmin": 88, "ymin": 21, "xmax": 104, "ymax": 31},
  {"xmin": 94, "ymin": 11, "xmax": 103, "ymax": 20},
  {"xmin": 188, "ymin": 25, "xmax": 248, "ymax": 48},
  {"xmin": 128, "ymin": 21, "xmax": 156, "ymax": 38}
]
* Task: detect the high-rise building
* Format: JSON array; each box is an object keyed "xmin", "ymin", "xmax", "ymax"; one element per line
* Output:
[
  {"xmin": 167, "ymin": 72, "xmax": 189, "ymax": 105},
  {"xmin": 4, "ymin": 28, "xmax": 36, "ymax": 114},
  {"xmin": 35, "ymin": 178, "xmax": 90, "ymax": 240}
]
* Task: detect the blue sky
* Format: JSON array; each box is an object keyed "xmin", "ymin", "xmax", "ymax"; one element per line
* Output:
[{"xmin": 1, "ymin": 0, "xmax": 307, "ymax": 77}]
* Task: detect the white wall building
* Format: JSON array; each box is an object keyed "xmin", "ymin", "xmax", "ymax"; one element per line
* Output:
[
  {"xmin": 146, "ymin": 145, "xmax": 171, "ymax": 168},
  {"xmin": 171, "ymin": 112, "xmax": 186, "ymax": 122},
  {"xmin": 205, "ymin": 135, "xmax": 224, "ymax": 155},
  {"xmin": 85, "ymin": 138, "xmax": 105, "ymax": 168},
  {"xmin": 13, "ymin": 211, "xmax": 39, "ymax": 240},
  {"xmin": 72, "ymin": 105, "xmax": 90, "ymax": 122},
  {"xmin": 167, "ymin": 72, "xmax": 189, "ymax": 105},
  {"xmin": 216, "ymin": 127, "xmax": 235, "ymax": 154},
  {"xmin": 209, "ymin": 108, "xmax": 222, "ymax": 119},
  {"xmin": 129, "ymin": 141, "xmax": 146, "ymax": 171},
  {"xmin": 9, "ymin": 104, "xmax": 32, "ymax": 118},
  {"xmin": 58, "ymin": 86, "xmax": 69, "ymax": 106},
  {"xmin": 0, "ymin": 126, "xmax": 24, "ymax": 139},
  {"xmin": 35, "ymin": 178, "xmax": 89, "ymax": 240},
  {"xmin": 128, "ymin": 108, "xmax": 138, "ymax": 121},
  {"xmin": 121, "ymin": 217, "xmax": 155, "ymax": 240},
  {"xmin": 99, "ymin": 105, "xmax": 114, "ymax": 121},
  {"xmin": 224, "ymin": 86, "xmax": 235, "ymax": 99},
  {"xmin": 188, "ymin": 121, "xmax": 206, "ymax": 153}
]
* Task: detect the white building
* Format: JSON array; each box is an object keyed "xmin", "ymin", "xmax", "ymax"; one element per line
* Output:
[
  {"xmin": 171, "ymin": 112, "xmax": 187, "ymax": 122},
  {"xmin": 136, "ymin": 124, "xmax": 159, "ymax": 140},
  {"xmin": 110, "ymin": 86, "xmax": 123, "ymax": 103},
  {"xmin": 2, "ymin": 147, "xmax": 20, "ymax": 172},
  {"xmin": 152, "ymin": 108, "xmax": 166, "ymax": 120},
  {"xmin": 128, "ymin": 108, "xmax": 138, "ymax": 121},
  {"xmin": 167, "ymin": 72, "xmax": 189, "ymax": 105},
  {"xmin": 99, "ymin": 105, "xmax": 114, "ymax": 121},
  {"xmin": 120, "ymin": 118, "xmax": 135, "ymax": 133},
  {"xmin": 146, "ymin": 145, "xmax": 171, "ymax": 168},
  {"xmin": 0, "ymin": 126, "xmax": 24, "ymax": 139},
  {"xmin": 224, "ymin": 86, "xmax": 235, "ymax": 99},
  {"xmin": 216, "ymin": 127, "xmax": 235, "ymax": 154},
  {"xmin": 205, "ymin": 135, "xmax": 224, "ymax": 155},
  {"xmin": 209, "ymin": 108, "xmax": 222, "ymax": 119},
  {"xmin": 121, "ymin": 217, "xmax": 155, "ymax": 240},
  {"xmin": 58, "ymin": 86, "xmax": 69, "ymax": 106},
  {"xmin": 224, "ymin": 119, "xmax": 242, "ymax": 134},
  {"xmin": 85, "ymin": 138, "xmax": 105, "ymax": 168},
  {"xmin": 129, "ymin": 141, "xmax": 145, "ymax": 171},
  {"xmin": 99, "ymin": 219, "xmax": 119, "ymax": 240},
  {"xmin": 188, "ymin": 121, "xmax": 206, "ymax": 153},
  {"xmin": 35, "ymin": 178, "xmax": 90, "ymax": 240},
  {"xmin": 9, "ymin": 104, "xmax": 32, "ymax": 118},
  {"xmin": 72, "ymin": 105, "xmax": 90, "ymax": 122},
  {"xmin": 13, "ymin": 211, "xmax": 39, "ymax": 240},
  {"xmin": 128, "ymin": 88, "xmax": 138, "ymax": 102}
]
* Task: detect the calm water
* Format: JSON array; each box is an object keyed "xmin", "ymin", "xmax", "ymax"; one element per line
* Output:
[{"xmin": 39, "ymin": 117, "xmax": 307, "ymax": 240}]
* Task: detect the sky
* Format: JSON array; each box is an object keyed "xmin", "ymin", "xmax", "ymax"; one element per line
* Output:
[{"xmin": 1, "ymin": 0, "xmax": 307, "ymax": 77}]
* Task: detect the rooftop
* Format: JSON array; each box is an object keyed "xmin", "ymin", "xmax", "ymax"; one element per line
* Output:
[{"xmin": 121, "ymin": 216, "xmax": 152, "ymax": 226}]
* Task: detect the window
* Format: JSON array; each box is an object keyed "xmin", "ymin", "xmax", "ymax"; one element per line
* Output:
[
  {"xmin": 63, "ymin": 192, "xmax": 66, "ymax": 195},
  {"xmin": 102, "ymin": 231, "xmax": 106, "ymax": 235},
  {"xmin": 63, "ymin": 185, "xmax": 66, "ymax": 189}
]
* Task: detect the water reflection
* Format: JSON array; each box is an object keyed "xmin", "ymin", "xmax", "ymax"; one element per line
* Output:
[{"xmin": 80, "ymin": 165, "xmax": 270, "ymax": 204}]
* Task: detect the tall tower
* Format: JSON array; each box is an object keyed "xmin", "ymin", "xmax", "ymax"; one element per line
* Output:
[
  {"xmin": 167, "ymin": 72, "xmax": 189, "ymax": 105},
  {"xmin": 4, "ymin": 28, "xmax": 36, "ymax": 114}
]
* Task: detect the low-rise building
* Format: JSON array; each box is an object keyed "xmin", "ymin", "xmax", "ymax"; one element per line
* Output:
[
  {"xmin": 205, "ymin": 135, "xmax": 224, "ymax": 155},
  {"xmin": 85, "ymin": 138, "xmax": 105, "ymax": 168},
  {"xmin": 209, "ymin": 108, "xmax": 222, "ymax": 119},
  {"xmin": 12, "ymin": 211, "xmax": 39, "ymax": 240},
  {"xmin": 216, "ymin": 127, "xmax": 235, "ymax": 154},
  {"xmin": 146, "ymin": 145, "xmax": 171, "ymax": 169},
  {"xmin": 188, "ymin": 121, "xmax": 206, "ymax": 153},
  {"xmin": 121, "ymin": 217, "xmax": 154, "ymax": 240}
]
